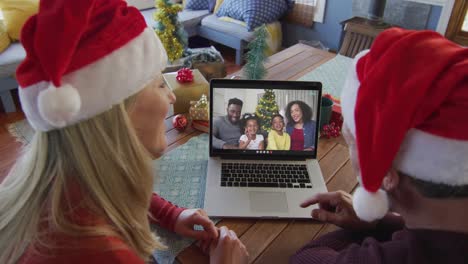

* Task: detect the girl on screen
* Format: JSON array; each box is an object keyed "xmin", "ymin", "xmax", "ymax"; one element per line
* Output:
[
  {"xmin": 239, "ymin": 114, "xmax": 264, "ymax": 150},
  {"xmin": 267, "ymin": 114, "xmax": 291, "ymax": 150}
]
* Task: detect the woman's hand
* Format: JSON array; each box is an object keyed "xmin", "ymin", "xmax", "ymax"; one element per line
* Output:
[
  {"xmin": 300, "ymin": 191, "xmax": 377, "ymax": 230},
  {"xmin": 174, "ymin": 209, "xmax": 218, "ymax": 241},
  {"xmin": 209, "ymin": 226, "xmax": 249, "ymax": 264}
]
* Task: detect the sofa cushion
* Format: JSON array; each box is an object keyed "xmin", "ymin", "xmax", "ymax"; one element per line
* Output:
[
  {"xmin": 0, "ymin": 21, "xmax": 11, "ymax": 54},
  {"xmin": 185, "ymin": 0, "xmax": 208, "ymax": 10},
  {"xmin": 0, "ymin": 42, "xmax": 26, "ymax": 78},
  {"xmin": 141, "ymin": 8, "xmax": 209, "ymax": 31},
  {"xmin": 0, "ymin": 0, "xmax": 39, "ymax": 41},
  {"xmin": 126, "ymin": 0, "xmax": 154, "ymax": 10},
  {"xmin": 216, "ymin": 0, "xmax": 289, "ymax": 31},
  {"xmin": 201, "ymin": 14, "xmax": 254, "ymax": 42}
]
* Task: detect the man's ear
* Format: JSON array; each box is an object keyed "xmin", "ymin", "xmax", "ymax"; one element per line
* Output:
[{"xmin": 382, "ymin": 168, "xmax": 400, "ymax": 192}]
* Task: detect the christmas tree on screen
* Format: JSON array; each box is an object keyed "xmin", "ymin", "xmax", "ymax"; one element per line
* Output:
[{"xmin": 255, "ymin": 89, "xmax": 279, "ymax": 132}]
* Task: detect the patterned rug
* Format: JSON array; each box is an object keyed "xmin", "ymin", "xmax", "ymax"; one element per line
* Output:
[{"xmin": 7, "ymin": 122, "xmax": 214, "ymax": 264}]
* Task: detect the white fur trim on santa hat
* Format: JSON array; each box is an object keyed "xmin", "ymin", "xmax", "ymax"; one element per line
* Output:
[
  {"xmin": 19, "ymin": 28, "xmax": 167, "ymax": 131},
  {"xmin": 38, "ymin": 84, "xmax": 81, "ymax": 128},
  {"xmin": 353, "ymin": 186, "xmax": 389, "ymax": 222},
  {"xmin": 394, "ymin": 129, "xmax": 468, "ymax": 186}
]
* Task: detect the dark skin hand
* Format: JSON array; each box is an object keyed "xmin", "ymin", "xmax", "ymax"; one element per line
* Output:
[{"xmin": 301, "ymin": 191, "xmax": 377, "ymax": 230}]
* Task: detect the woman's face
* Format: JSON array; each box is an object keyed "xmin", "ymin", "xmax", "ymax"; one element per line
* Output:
[
  {"xmin": 128, "ymin": 76, "xmax": 176, "ymax": 157},
  {"xmin": 272, "ymin": 116, "xmax": 284, "ymax": 132},
  {"xmin": 246, "ymin": 119, "xmax": 259, "ymax": 135},
  {"xmin": 290, "ymin": 104, "xmax": 303, "ymax": 124}
]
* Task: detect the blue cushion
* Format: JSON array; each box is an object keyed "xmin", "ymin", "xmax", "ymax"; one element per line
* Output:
[
  {"xmin": 216, "ymin": 0, "xmax": 290, "ymax": 31},
  {"xmin": 185, "ymin": 0, "xmax": 209, "ymax": 10}
]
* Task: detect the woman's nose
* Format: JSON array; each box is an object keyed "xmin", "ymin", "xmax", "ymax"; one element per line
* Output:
[{"xmin": 168, "ymin": 91, "xmax": 176, "ymax": 104}]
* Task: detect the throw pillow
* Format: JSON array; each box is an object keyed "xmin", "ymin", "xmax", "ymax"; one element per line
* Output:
[
  {"xmin": 185, "ymin": 0, "xmax": 209, "ymax": 10},
  {"xmin": 0, "ymin": 21, "xmax": 11, "ymax": 53},
  {"xmin": 216, "ymin": 0, "xmax": 289, "ymax": 31},
  {"xmin": 213, "ymin": 0, "xmax": 224, "ymax": 13},
  {"xmin": 0, "ymin": 0, "xmax": 39, "ymax": 41}
]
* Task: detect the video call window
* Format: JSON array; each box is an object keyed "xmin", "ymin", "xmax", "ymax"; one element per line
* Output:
[{"xmin": 211, "ymin": 88, "xmax": 319, "ymax": 154}]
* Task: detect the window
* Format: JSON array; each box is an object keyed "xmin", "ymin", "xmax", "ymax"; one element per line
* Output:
[
  {"xmin": 293, "ymin": 0, "xmax": 326, "ymax": 23},
  {"xmin": 445, "ymin": 0, "xmax": 468, "ymax": 46}
]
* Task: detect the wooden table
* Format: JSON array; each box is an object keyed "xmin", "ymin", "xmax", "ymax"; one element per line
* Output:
[{"xmin": 164, "ymin": 44, "xmax": 357, "ymax": 263}]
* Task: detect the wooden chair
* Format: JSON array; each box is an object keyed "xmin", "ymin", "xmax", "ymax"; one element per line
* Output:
[{"xmin": 339, "ymin": 17, "xmax": 391, "ymax": 58}]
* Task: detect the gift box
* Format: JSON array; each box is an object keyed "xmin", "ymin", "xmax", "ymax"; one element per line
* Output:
[
  {"xmin": 163, "ymin": 69, "xmax": 209, "ymax": 114},
  {"xmin": 189, "ymin": 94, "xmax": 209, "ymax": 121}
]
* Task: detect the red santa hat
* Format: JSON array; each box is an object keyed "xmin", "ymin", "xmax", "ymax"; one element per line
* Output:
[
  {"xmin": 341, "ymin": 28, "xmax": 468, "ymax": 222},
  {"xmin": 16, "ymin": 0, "xmax": 167, "ymax": 131}
]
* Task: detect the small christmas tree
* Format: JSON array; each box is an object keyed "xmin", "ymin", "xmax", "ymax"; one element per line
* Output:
[
  {"xmin": 243, "ymin": 25, "xmax": 268, "ymax": 80},
  {"xmin": 255, "ymin": 89, "xmax": 279, "ymax": 132},
  {"xmin": 154, "ymin": 0, "xmax": 188, "ymax": 62}
]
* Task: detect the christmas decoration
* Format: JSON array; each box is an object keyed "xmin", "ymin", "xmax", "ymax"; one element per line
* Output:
[
  {"xmin": 255, "ymin": 89, "xmax": 279, "ymax": 132},
  {"xmin": 163, "ymin": 69, "xmax": 209, "ymax": 114},
  {"xmin": 172, "ymin": 114, "xmax": 188, "ymax": 131},
  {"xmin": 330, "ymin": 111, "xmax": 344, "ymax": 129},
  {"xmin": 321, "ymin": 122, "xmax": 342, "ymax": 139},
  {"xmin": 176, "ymin": 68, "xmax": 194, "ymax": 83},
  {"xmin": 189, "ymin": 94, "xmax": 209, "ymax": 121},
  {"xmin": 243, "ymin": 24, "xmax": 268, "ymax": 80},
  {"xmin": 192, "ymin": 120, "xmax": 209, "ymax": 133},
  {"xmin": 154, "ymin": 0, "xmax": 187, "ymax": 62}
]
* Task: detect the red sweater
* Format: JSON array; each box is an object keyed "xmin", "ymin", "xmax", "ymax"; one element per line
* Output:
[{"xmin": 18, "ymin": 193, "xmax": 184, "ymax": 264}]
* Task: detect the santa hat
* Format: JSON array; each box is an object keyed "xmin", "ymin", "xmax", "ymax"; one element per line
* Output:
[
  {"xmin": 16, "ymin": 0, "xmax": 167, "ymax": 131},
  {"xmin": 341, "ymin": 28, "xmax": 468, "ymax": 222}
]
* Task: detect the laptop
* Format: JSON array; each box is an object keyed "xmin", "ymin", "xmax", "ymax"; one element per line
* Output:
[{"xmin": 204, "ymin": 79, "xmax": 328, "ymax": 218}]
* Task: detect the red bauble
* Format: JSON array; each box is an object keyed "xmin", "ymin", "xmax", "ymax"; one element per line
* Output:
[
  {"xmin": 176, "ymin": 68, "xmax": 194, "ymax": 83},
  {"xmin": 172, "ymin": 114, "xmax": 188, "ymax": 131}
]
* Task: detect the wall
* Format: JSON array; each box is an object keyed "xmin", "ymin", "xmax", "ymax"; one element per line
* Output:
[
  {"xmin": 283, "ymin": 0, "xmax": 352, "ymax": 51},
  {"xmin": 283, "ymin": 1, "xmax": 442, "ymax": 52}
]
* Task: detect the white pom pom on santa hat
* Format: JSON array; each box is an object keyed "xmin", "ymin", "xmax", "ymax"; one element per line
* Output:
[
  {"xmin": 38, "ymin": 84, "xmax": 81, "ymax": 128},
  {"xmin": 352, "ymin": 186, "xmax": 389, "ymax": 222}
]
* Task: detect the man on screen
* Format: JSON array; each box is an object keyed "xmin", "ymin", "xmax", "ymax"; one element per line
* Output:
[{"xmin": 213, "ymin": 98, "xmax": 243, "ymax": 149}]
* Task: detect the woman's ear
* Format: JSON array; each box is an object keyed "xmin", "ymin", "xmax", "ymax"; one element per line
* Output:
[{"xmin": 382, "ymin": 168, "xmax": 400, "ymax": 192}]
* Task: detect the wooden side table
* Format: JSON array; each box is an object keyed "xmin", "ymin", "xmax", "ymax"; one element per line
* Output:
[{"xmin": 339, "ymin": 17, "xmax": 391, "ymax": 58}]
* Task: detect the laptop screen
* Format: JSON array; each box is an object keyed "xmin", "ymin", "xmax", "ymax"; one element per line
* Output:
[{"xmin": 210, "ymin": 80, "xmax": 322, "ymax": 159}]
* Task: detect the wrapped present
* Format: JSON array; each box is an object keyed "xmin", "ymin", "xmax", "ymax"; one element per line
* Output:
[
  {"xmin": 189, "ymin": 94, "xmax": 209, "ymax": 121},
  {"xmin": 163, "ymin": 69, "xmax": 209, "ymax": 114},
  {"xmin": 192, "ymin": 120, "xmax": 209, "ymax": 133}
]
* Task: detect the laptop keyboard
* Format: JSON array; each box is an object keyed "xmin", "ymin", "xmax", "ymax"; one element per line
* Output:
[{"xmin": 220, "ymin": 163, "xmax": 312, "ymax": 188}]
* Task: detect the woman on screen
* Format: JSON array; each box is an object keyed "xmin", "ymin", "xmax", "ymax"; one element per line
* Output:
[{"xmin": 285, "ymin": 101, "xmax": 316, "ymax": 151}]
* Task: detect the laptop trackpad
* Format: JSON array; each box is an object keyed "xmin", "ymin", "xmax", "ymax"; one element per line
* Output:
[{"xmin": 249, "ymin": 191, "xmax": 288, "ymax": 213}]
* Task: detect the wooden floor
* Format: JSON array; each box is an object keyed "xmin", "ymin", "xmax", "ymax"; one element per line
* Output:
[{"xmin": 0, "ymin": 45, "xmax": 242, "ymax": 184}]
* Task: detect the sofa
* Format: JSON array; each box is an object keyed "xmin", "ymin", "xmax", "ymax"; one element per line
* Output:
[
  {"xmin": 141, "ymin": 8, "xmax": 257, "ymax": 65},
  {"xmin": 0, "ymin": 5, "xmax": 263, "ymax": 112}
]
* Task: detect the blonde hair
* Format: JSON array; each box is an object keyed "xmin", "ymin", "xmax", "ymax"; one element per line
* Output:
[{"xmin": 0, "ymin": 94, "xmax": 165, "ymax": 263}]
